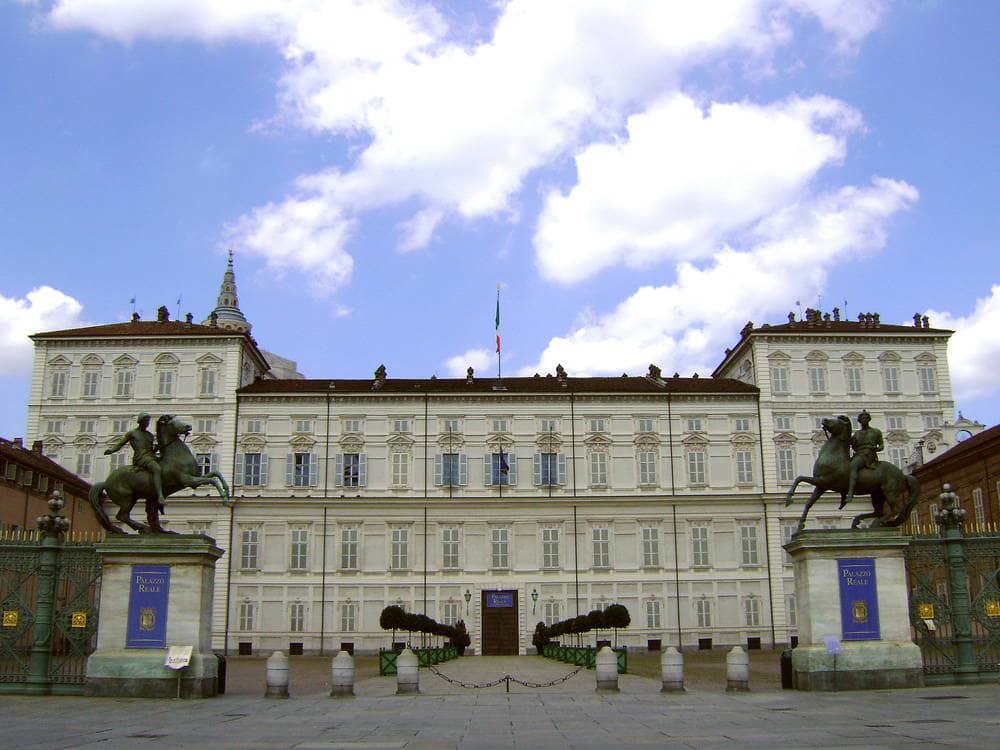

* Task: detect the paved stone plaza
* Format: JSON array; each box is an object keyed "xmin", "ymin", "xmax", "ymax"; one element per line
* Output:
[{"xmin": 3, "ymin": 656, "xmax": 999, "ymax": 749}]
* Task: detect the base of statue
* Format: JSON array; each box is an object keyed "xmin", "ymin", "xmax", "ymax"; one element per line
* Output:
[
  {"xmin": 85, "ymin": 534, "xmax": 223, "ymax": 698},
  {"xmin": 785, "ymin": 529, "xmax": 923, "ymax": 691}
]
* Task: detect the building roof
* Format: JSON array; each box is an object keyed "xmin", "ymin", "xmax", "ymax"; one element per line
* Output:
[
  {"xmin": 239, "ymin": 374, "xmax": 759, "ymax": 397},
  {"xmin": 914, "ymin": 423, "xmax": 1000, "ymax": 472},
  {"xmin": 0, "ymin": 437, "xmax": 90, "ymax": 495},
  {"xmin": 31, "ymin": 320, "xmax": 249, "ymax": 339}
]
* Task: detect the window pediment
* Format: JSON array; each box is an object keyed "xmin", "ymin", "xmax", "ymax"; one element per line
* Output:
[
  {"xmin": 290, "ymin": 435, "xmax": 316, "ymax": 450},
  {"xmin": 583, "ymin": 433, "xmax": 611, "ymax": 447},
  {"xmin": 387, "ymin": 434, "xmax": 414, "ymax": 450},
  {"xmin": 536, "ymin": 434, "xmax": 563, "ymax": 451},
  {"xmin": 915, "ymin": 352, "xmax": 937, "ymax": 363},
  {"xmin": 196, "ymin": 353, "xmax": 223, "ymax": 365},
  {"xmin": 773, "ymin": 433, "xmax": 797, "ymax": 445},
  {"xmin": 878, "ymin": 351, "xmax": 901, "ymax": 362},
  {"xmin": 154, "ymin": 352, "xmax": 180, "ymax": 365},
  {"xmin": 730, "ymin": 434, "xmax": 755, "ymax": 446},
  {"xmin": 81, "ymin": 354, "xmax": 104, "ymax": 366},
  {"xmin": 437, "ymin": 433, "xmax": 465, "ymax": 450},
  {"xmin": 339, "ymin": 436, "xmax": 364, "ymax": 452},
  {"xmin": 767, "ymin": 351, "xmax": 791, "ymax": 362},
  {"xmin": 841, "ymin": 351, "xmax": 864, "ymax": 363},
  {"xmin": 45, "ymin": 437, "xmax": 65, "ymax": 449},
  {"xmin": 681, "ymin": 433, "xmax": 709, "ymax": 447},
  {"xmin": 239, "ymin": 436, "xmax": 266, "ymax": 451},
  {"xmin": 805, "ymin": 350, "xmax": 829, "ymax": 362},
  {"xmin": 74, "ymin": 436, "xmax": 97, "ymax": 449},
  {"xmin": 886, "ymin": 431, "xmax": 910, "ymax": 445},
  {"xmin": 112, "ymin": 354, "xmax": 138, "ymax": 366},
  {"xmin": 486, "ymin": 435, "xmax": 514, "ymax": 451},
  {"xmin": 634, "ymin": 434, "xmax": 660, "ymax": 448},
  {"xmin": 48, "ymin": 355, "xmax": 72, "ymax": 367},
  {"xmin": 190, "ymin": 435, "xmax": 218, "ymax": 450}
]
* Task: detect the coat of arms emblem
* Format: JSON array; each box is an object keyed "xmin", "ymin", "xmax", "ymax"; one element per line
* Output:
[
  {"xmin": 139, "ymin": 607, "xmax": 156, "ymax": 631},
  {"xmin": 852, "ymin": 600, "xmax": 868, "ymax": 624}
]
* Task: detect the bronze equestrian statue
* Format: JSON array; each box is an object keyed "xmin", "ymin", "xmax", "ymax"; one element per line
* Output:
[{"xmin": 785, "ymin": 413, "xmax": 918, "ymax": 533}]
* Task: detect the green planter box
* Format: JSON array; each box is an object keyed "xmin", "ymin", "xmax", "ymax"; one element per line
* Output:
[
  {"xmin": 614, "ymin": 647, "xmax": 628, "ymax": 674},
  {"xmin": 379, "ymin": 648, "xmax": 400, "ymax": 676}
]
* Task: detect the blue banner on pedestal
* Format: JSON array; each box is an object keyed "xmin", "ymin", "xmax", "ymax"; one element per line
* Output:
[
  {"xmin": 838, "ymin": 557, "xmax": 880, "ymax": 640},
  {"xmin": 126, "ymin": 565, "xmax": 170, "ymax": 648}
]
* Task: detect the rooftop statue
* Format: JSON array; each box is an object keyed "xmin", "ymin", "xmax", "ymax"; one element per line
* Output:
[
  {"xmin": 785, "ymin": 412, "xmax": 919, "ymax": 533},
  {"xmin": 91, "ymin": 414, "xmax": 230, "ymax": 534}
]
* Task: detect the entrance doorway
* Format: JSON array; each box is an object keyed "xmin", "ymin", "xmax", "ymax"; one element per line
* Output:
[{"xmin": 481, "ymin": 590, "xmax": 518, "ymax": 655}]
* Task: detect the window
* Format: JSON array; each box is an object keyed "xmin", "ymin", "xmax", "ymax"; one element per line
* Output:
[
  {"xmin": 686, "ymin": 450, "xmax": 706, "ymax": 485},
  {"xmin": 491, "ymin": 418, "xmax": 509, "ymax": 433},
  {"xmin": 642, "ymin": 527, "xmax": 660, "ymax": 567},
  {"xmin": 535, "ymin": 452, "xmax": 564, "ymax": 486},
  {"xmin": 695, "ymin": 598, "xmax": 712, "ymax": 628},
  {"xmin": 294, "ymin": 419, "xmax": 313, "ymax": 434},
  {"xmin": 112, "ymin": 418, "xmax": 130, "ymax": 433},
  {"xmin": 50, "ymin": 371, "xmax": 68, "ymax": 398},
  {"xmin": 690, "ymin": 524, "xmax": 710, "ymax": 567},
  {"xmin": 392, "ymin": 418, "xmax": 410, "ymax": 433},
  {"xmin": 744, "ymin": 596, "xmax": 761, "ymax": 627},
  {"xmin": 82, "ymin": 370, "xmax": 100, "ymax": 398},
  {"xmin": 739, "ymin": 524, "xmax": 759, "ymax": 566},
  {"xmin": 544, "ymin": 601, "xmax": 561, "ymax": 627},
  {"xmin": 46, "ymin": 419, "xmax": 64, "ymax": 434},
  {"xmin": 923, "ymin": 414, "xmax": 941, "ymax": 429},
  {"xmin": 589, "ymin": 451, "xmax": 608, "ymax": 486},
  {"xmin": 488, "ymin": 452, "xmax": 515, "ymax": 486},
  {"xmin": 771, "ymin": 365, "xmax": 789, "ymax": 394},
  {"xmin": 78, "ymin": 419, "xmax": 96, "ymax": 434},
  {"xmin": 437, "ymin": 453, "xmax": 466, "ymax": 486},
  {"xmin": 808, "ymin": 366, "xmax": 827, "ymax": 393},
  {"xmin": 238, "ymin": 601, "xmax": 256, "ymax": 631},
  {"xmin": 340, "ymin": 528, "xmax": 359, "ymax": 570},
  {"xmin": 776, "ymin": 447, "xmax": 796, "ymax": 482},
  {"xmin": 335, "ymin": 453, "xmax": 360, "ymax": 488},
  {"xmin": 918, "ymin": 363, "xmax": 937, "ymax": 394},
  {"xmin": 972, "ymin": 488, "xmax": 985, "ymax": 525},
  {"xmin": 114, "ymin": 368, "xmax": 134, "ymax": 398},
  {"xmin": 774, "ymin": 414, "xmax": 792, "ymax": 431},
  {"xmin": 542, "ymin": 527, "xmax": 560, "ymax": 568},
  {"xmin": 342, "ymin": 418, "xmax": 362, "ymax": 434},
  {"xmin": 588, "ymin": 418, "xmax": 607, "ymax": 433},
  {"xmin": 491, "ymin": 528, "xmax": 510, "ymax": 569},
  {"xmin": 733, "ymin": 417, "xmax": 750, "ymax": 433},
  {"xmin": 637, "ymin": 450, "xmax": 658, "ymax": 486},
  {"xmin": 882, "ymin": 365, "xmax": 900, "ymax": 393},
  {"xmin": 838, "ymin": 365, "xmax": 862, "ymax": 396},
  {"xmin": 390, "ymin": 452, "xmax": 409, "ymax": 486},
  {"xmin": 782, "ymin": 522, "xmax": 797, "ymax": 565},
  {"xmin": 887, "ymin": 414, "xmax": 905, "ymax": 430},
  {"xmin": 441, "ymin": 527, "xmax": 460, "ymax": 569},
  {"xmin": 637, "ymin": 417, "xmax": 654, "ymax": 434},
  {"xmin": 285, "ymin": 453, "xmax": 317, "ymax": 487},
  {"xmin": 240, "ymin": 528, "xmax": 259, "ymax": 569},
  {"xmin": 289, "ymin": 602, "xmax": 305, "ymax": 633},
  {"xmin": 686, "ymin": 417, "xmax": 703, "ymax": 432},
  {"xmin": 390, "ymin": 528, "xmax": 409, "ymax": 570},
  {"xmin": 539, "ymin": 418, "xmax": 558, "ymax": 433},
  {"xmin": 245, "ymin": 418, "xmax": 264, "ymax": 434},
  {"xmin": 196, "ymin": 418, "xmax": 216, "ymax": 434},
  {"xmin": 340, "ymin": 602, "xmax": 357, "ymax": 632},
  {"xmin": 109, "ymin": 451, "xmax": 129, "ymax": 472},
  {"xmin": 592, "ymin": 527, "xmax": 610, "ymax": 568},
  {"xmin": 196, "ymin": 453, "xmax": 215, "ymax": 477},
  {"xmin": 76, "ymin": 452, "xmax": 93, "ymax": 478},
  {"xmin": 441, "ymin": 601, "xmax": 461, "ymax": 626},
  {"xmin": 290, "ymin": 528, "xmax": 309, "ymax": 570},
  {"xmin": 441, "ymin": 418, "xmax": 460, "ymax": 434},
  {"xmin": 786, "ymin": 595, "xmax": 797, "ymax": 627},
  {"xmin": 888, "ymin": 447, "xmax": 909, "ymax": 469},
  {"xmin": 199, "ymin": 367, "xmax": 216, "ymax": 396},
  {"xmin": 645, "ymin": 600, "xmax": 662, "ymax": 629},
  {"xmin": 735, "ymin": 449, "xmax": 754, "ymax": 484},
  {"xmin": 157, "ymin": 369, "xmax": 174, "ymax": 396},
  {"xmin": 238, "ymin": 453, "xmax": 267, "ymax": 487},
  {"xmin": 188, "ymin": 522, "xmax": 210, "ymax": 537}
]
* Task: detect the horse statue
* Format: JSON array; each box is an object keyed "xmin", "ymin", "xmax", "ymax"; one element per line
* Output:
[
  {"xmin": 785, "ymin": 415, "xmax": 919, "ymax": 533},
  {"xmin": 89, "ymin": 414, "xmax": 230, "ymax": 534}
]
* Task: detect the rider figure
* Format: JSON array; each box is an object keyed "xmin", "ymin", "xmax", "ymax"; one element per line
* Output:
[
  {"xmin": 105, "ymin": 412, "xmax": 167, "ymax": 510},
  {"xmin": 843, "ymin": 409, "xmax": 884, "ymax": 508}
]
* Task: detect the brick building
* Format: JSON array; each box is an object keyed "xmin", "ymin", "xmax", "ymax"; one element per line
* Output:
[
  {"xmin": 0, "ymin": 436, "xmax": 101, "ymax": 535},
  {"xmin": 911, "ymin": 423, "xmax": 1000, "ymax": 529}
]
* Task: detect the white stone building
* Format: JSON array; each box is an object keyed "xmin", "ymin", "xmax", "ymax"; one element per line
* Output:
[{"xmin": 25, "ymin": 266, "xmax": 972, "ymax": 655}]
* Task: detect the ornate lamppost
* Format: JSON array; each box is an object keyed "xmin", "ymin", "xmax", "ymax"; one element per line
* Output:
[
  {"xmin": 932, "ymin": 483, "xmax": 977, "ymax": 683},
  {"xmin": 26, "ymin": 491, "xmax": 71, "ymax": 694}
]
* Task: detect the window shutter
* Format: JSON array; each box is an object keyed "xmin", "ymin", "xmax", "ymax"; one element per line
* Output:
[
  {"xmin": 309, "ymin": 452, "xmax": 319, "ymax": 486},
  {"xmin": 434, "ymin": 455, "xmax": 443, "ymax": 486},
  {"xmin": 507, "ymin": 453, "xmax": 517, "ymax": 486},
  {"xmin": 210, "ymin": 453, "xmax": 219, "ymax": 474},
  {"xmin": 234, "ymin": 453, "xmax": 244, "ymax": 487},
  {"xmin": 459, "ymin": 453, "xmax": 468, "ymax": 486},
  {"xmin": 285, "ymin": 453, "xmax": 294, "ymax": 486},
  {"xmin": 483, "ymin": 454, "xmax": 492, "ymax": 486},
  {"xmin": 333, "ymin": 455, "xmax": 343, "ymax": 487},
  {"xmin": 558, "ymin": 453, "xmax": 567, "ymax": 485},
  {"xmin": 358, "ymin": 454, "xmax": 367, "ymax": 487},
  {"xmin": 533, "ymin": 453, "xmax": 542, "ymax": 486},
  {"xmin": 260, "ymin": 454, "xmax": 269, "ymax": 486}
]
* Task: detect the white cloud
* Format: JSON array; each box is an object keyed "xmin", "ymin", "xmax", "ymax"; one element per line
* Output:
[
  {"xmin": 0, "ymin": 287, "xmax": 86, "ymax": 375},
  {"xmin": 521, "ymin": 177, "xmax": 917, "ymax": 378},
  {"xmin": 926, "ymin": 286, "xmax": 1000, "ymax": 402},
  {"xmin": 45, "ymin": 0, "xmax": 888, "ymax": 292},
  {"xmin": 535, "ymin": 93, "xmax": 862, "ymax": 284},
  {"xmin": 444, "ymin": 348, "xmax": 491, "ymax": 377}
]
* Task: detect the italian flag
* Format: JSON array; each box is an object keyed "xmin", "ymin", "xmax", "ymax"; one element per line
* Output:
[{"xmin": 495, "ymin": 285, "xmax": 501, "ymax": 353}]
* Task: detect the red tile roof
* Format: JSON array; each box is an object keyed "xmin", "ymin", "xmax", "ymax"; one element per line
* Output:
[
  {"xmin": 31, "ymin": 320, "xmax": 247, "ymax": 339},
  {"xmin": 0, "ymin": 438, "xmax": 90, "ymax": 495}
]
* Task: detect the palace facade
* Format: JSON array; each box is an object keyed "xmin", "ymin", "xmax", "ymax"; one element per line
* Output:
[{"xmin": 24, "ymin": 260, "xmax": 974, "ymax": 654}]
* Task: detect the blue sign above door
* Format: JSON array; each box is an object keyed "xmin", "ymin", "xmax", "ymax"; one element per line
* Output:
[{"xmin": 485, "ymin": 591, "xmax": 515, "ymax": 608}]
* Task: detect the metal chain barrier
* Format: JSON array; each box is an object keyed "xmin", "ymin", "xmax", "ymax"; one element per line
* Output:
[{"xmin": 427, "ymin": 665, "xmax": 584, "ymax": 691}]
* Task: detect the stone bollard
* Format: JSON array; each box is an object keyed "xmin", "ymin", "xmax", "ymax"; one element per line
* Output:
[
  {"xmin": 660, "ymin": 646, "xmax": 684, "ymax": 692},
  {"xmin": 726, "ymin": 646, "xmax": 749, "ymax": 692},
  {"xmin": 595, "ymin": 646, "xmax": 619, "ymax": 692},
  {"xmin": 330, "ymin": 650, "xmax": 354, "ymax": 697},
  {"xmin": 396, "ymin": 647, "xmax": 419, "ymax": 694},
  {"xmin": 265, "ymin": 651, "xmax": 290, "ymax": 698}
]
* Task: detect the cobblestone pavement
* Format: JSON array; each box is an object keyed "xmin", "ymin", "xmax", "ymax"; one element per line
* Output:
[{"xmin": 3, "ymin": 656, "xmax": 999, "ymax": 749}]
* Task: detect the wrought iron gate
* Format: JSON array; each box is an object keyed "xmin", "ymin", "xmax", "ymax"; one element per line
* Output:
[{"xmin": 0, "ymin": 499, "xmax": 101, "ymax": 694}]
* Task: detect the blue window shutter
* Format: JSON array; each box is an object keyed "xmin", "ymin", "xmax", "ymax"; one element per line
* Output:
[
  {"xmin": 309, "ymin": 452, "xmax": 319, "ymax": 486},
  {"xmin": 533, "ymin": 453, "xmax": 542, "ymax": 486},
  {"xmin": 260, "ymin": 454, "xmax": 269, "ymax": 486},
  {"xmin": 459, "ymin": 454, "xmax": 468, "ymax": 486},
  {"xmin": 234, "ymin": 453, "xmax": 244, "ymax": 487},
  {"xmin": 434, "ymin": 455, "xmax": 443, "ymax": 486},
  {"xmin": 333, "ymin": 455, "xmax": 343, "ymax": 487},
  {"xmin": 508, "ymin": 454, "xmax": 517, "ymax": 486},
  {"xmin": 358, "ymin": 454, "xmax": 367, "ymax": 487},
  {"xmin": 286, "ymin": 453, "xmax": 294, "ymax": 486},
  {"xmin": 558, "ymin": 453, "xmax": 567, "ymax": 485}
]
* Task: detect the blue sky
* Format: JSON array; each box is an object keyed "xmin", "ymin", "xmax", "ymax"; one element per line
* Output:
[{"xmin": 1, "ymin": 0, "xmax": 998, "ymax": 439}]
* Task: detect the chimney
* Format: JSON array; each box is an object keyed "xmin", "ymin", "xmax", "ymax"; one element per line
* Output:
[
  {"xmin": 31, "ymin": 440, "xmax": 43, "ymax": 453},
  {"xmin": 13, "ymin": 437, "xmax": 23, "ymax": 448}
]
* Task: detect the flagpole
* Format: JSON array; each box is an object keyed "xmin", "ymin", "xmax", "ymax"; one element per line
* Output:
[{"xmin": 495, "ymin": 283, "xmax": 502, "ymax": 384}]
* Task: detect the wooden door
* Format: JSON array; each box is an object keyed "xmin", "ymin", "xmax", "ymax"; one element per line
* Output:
[{"xmin": 481, "ymin": 590, "xmax": 518, "ymax": 655}]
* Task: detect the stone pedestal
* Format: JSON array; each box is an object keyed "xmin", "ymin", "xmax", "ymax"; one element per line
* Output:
[
  {"xmin": 85, "ymin": 535, "xmax": 223, "ymax": 698},
  {"xmin": 785, "ymin": 529, "xmax": 922, "ymax": 691}
]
